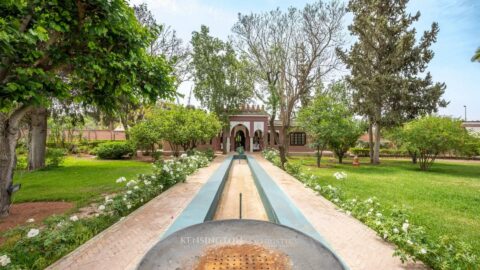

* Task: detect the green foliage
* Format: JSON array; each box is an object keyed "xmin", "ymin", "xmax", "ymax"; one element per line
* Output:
[
  {"xmin": 46, "ymin": 148, "xmax": 66, "ymax": 167},
  {"xmin": 191, "ymin": 25, "xmax": 253, "ymax": 127},
  {"xmin": 298, "ymin": 95, "xmax": 364, "ymax": 164},
  {"xmin": 350, "ymin": 148, "xmax": 370, "ymax": 157},
  {"xmin": 128, "ymin": 121, "xmax": 160, "ymax": 152},
  {"xmin": 0, "ymin": 0, "xmax": 175, "ymax": 111},
  {"xmin": 472, "ymin": 47, "xmax": 480, "ymax": 62},
  {"xmin": 94, "ymin": 142, "xmax": 134, "ymax": 160},
  {"xmin": 146, "ymin": 104, "xmax": 221, "ymax": 156},
  {"xmin": 401, "ymin": 116, "xmax": 469, "ymax": 170}
]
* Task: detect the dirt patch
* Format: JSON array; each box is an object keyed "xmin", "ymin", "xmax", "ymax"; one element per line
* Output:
[
  {"xmin": 194, "ymin": 244, "xmax": 291, "ymax": 270},
  {"xmin": 0, "ymin": 202, "xmax": 74, "ymax": 233}
]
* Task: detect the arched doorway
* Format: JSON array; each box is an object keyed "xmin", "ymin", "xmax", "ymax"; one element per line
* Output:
[{"xmin": 234, "ymin": 130, "xmax": 246, "ymax": 150}]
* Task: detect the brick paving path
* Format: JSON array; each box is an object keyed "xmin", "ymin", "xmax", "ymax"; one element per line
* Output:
[
  {"xmin": 47, "ymin": 155, "xmax": 227, "ymax": 270},
  {"xmin": 253, "ymin": 153, "xmax": 426, "ymax": 270}
]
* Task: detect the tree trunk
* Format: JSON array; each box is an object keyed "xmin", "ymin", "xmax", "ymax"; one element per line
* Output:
[
  {"xmin": 222, "ymin": 126, "xmax": 228, "ymax": 154},
  {"xmin": 338, "ymin": 153, "xmax": 343, "ymax": 164},
  {"xmin": 278, "ymin": 125, "xmax": 288, "ymax": 168},
  {"xmin": 368, "ymin": 121, "xmax": 374, "ymax": 164},
  {"xmin": 0, "ymin": 105, "xmax": 32, "ymax": 217},
  {"xmin": 316, "ymin": 144, "xmax": 325, "ymax": 168},
  {"xmin": 411, "ymin": 152, "xmax": 417, "ymax": 164},
  {"xmin": 28, "ymin": 107, "xmax": 48, "ymax": 171},
  {"xmin": 373, "ymin": 122, "xmax": 381, "ymax": 164},
  {"xmin": 269, "ymin": 114, "xmax": 277, "ymax": 146}
]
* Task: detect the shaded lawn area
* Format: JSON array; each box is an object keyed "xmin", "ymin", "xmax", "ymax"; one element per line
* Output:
[
  {"xmin": 12, "ymin": 157, "xmax": 152, "ymax": 207},
  {"xmin": 289, "ymin": 156, "xmax": 480, "ymax": 255}
]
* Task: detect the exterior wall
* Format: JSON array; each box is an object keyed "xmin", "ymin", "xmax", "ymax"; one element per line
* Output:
[{"xmin": 47, "ymin": 130, "xmax": 126, "ymax": 141}]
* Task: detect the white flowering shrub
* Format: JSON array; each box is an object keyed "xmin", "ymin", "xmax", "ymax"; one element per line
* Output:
[
  {"xmin": 0, "ymin": 152, "xmax": 212, "ymax": 269},
  {"xmin": 262, "ymin": 150, "xmax": 478, "ymax": 269}
]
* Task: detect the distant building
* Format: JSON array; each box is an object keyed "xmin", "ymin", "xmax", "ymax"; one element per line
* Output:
[{"xmin": 163, "ymin": 105, "xmax": 313, "ymax": 154}]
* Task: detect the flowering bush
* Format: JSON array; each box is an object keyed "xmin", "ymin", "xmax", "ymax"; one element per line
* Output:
[
  {"xmin": 262, "ymin": 150, "xmax": 478, "ymax": 269},
  {"xmin": 0, "ymin": 152, "xmax": 212, "ymax": 269}
]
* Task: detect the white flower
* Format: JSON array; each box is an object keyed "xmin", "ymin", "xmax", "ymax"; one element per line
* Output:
[
  {"xmin": 180, "ymin": 153, "xmax": 187, "ymax": 158},
  {"xmin": 333, "ymin": 198, "xmax": 339, "ymax": 203},
  {"xmin": 383, "ymin": 233, "xmax": 388, "ymax": 239},
  {"xmin": 351, "ymin": 199, "xmax": 357, "ymax": 203},
  {"xmin": 56, "ymin": 221, "xmax": 65, "ymax": 228},
  {"xmin": 116, "ymin": 176, "xmax": 126, "ymax": 183},
  {"xmin": 393, "ymin": 228, "xmax": 399, "ymax": 234},
  {"xmin": 133, "ymin": 185, "xmax": 139, "ymax": 190},
  {"xmin": 144, "ymin": 180, "xmax": 151, "ymax": 186},
  {"xmin": 126, "ymin": 180, "xmax": 136, "ymax": 188},
  {"xmin": 26, "ymin": 218, "xmax": 35, "ymax": 223},
  {"xmin": 70, "ymin": 215, "xmax": 79, "ymax": 222},
  {"xmin": 98, "ymin": 205, "xmax": 106, "ymax": 211},
  {"xmin": 127, "ymin": 190, "xmax": 132, "ymax": 195},
  {"xmin": 365, "ymin": 198, "xmax": 373, "ymax": 204},
  {"xmin": 407, "ymin": 239, "xmax": 413, "ymax": 245},
  {"xmin": 375, "ymin": 221, "xmax": 382, "ymax": 225},
  {"xmin": 127, "ymin": 204, "xmax": 132, "ymax": 209},
  {"xmin": 333, "ymin": 171, "xmax": 347, "ymax": 180},
  {"xmin": 402, "ymin": 222, "xmax": 409, "ymax": 233},
  {"xmin": 420, "ymin": 248, "xmax": 427, "ymax": 254},
  {"xmin": 375, "ymin": 212, "xmax": 382, "ymax": 218},
  {"xmin": 314, "ymin": 185, "xmax": 321, "ymax": 191},
  {"xmin": 346, "ymin": 211, "xmax": 351, "ymax": 216},
  {"xmin": 163, "ymin": 165, "xmax": 170, "ymax": 172},
  {"xmin": 27, "ymin": 228, "xmax": 40, "ymax": 238},
  {"xmin": 0, "ymin": 254, "xmax": 11, "ymax": 266}
]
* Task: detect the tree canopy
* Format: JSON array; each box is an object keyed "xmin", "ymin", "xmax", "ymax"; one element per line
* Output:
[
  {"xmin": 191, "ymin": 25, "xmax": 253, "ymax": 153},
  {"xmin": 0, "ymin": 0, "xmax": 175, "ymax": 217},
  {"xmin": 400, "ymin": 116, "xmax": 469, "ymax": 170},
  {"xmin": 337, "ymin": 0, "xmax": 446, "ymax": 164}
]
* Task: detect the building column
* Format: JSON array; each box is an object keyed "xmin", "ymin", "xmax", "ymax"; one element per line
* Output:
[
  {"xmin": 226, "ymin": 137, "xmax": 230, "ymax": 153},
  {"xmin": 249, "ymin": 137, "xmax": 253, "ymax": 152}
]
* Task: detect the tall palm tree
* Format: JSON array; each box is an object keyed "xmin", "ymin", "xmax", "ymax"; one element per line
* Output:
[{"xmin": 472, "ymin": 47, "xmax": 480, "ymax": 62}]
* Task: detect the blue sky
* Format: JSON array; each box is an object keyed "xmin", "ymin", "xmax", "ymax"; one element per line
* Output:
[{"xmin": 130, "ymin": 0, "xmax": 480, "ymax": 120}]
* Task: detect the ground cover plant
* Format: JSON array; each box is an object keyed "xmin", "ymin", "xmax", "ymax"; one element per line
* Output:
[{"xmin": 263, "ymin": 149, "xmax": 479, "ymax": 269}]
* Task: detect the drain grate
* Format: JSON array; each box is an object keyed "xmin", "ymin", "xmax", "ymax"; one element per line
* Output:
[{"xmin": 195, "ymin": 244, "xmax": 290, "ymax": 270}]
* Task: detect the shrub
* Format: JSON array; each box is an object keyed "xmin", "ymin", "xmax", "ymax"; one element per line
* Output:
[
  {"xmin": 94, "ymin": 142, "xmax": 134, "ymax": 159},
  {"xmin": 350, "ymin": 147, "xmax": 370, "ymax": 157},
  {"xmin": 46, "ymin": 148, "xmax": 66, "ymax": 167}
]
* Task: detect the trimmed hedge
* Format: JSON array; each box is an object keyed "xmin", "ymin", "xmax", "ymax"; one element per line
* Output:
[{"xmin": 93, "ymin": 142, "xmax": 134, "ymax": 159}]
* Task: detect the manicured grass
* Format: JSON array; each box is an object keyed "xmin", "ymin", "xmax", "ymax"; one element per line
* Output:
[
  {"xmin": 289, "ymin": 156, "xmax": 480, "ymax": 255},
  {"xmin": 12, "ymin": 157, "xmax": 152, "ymax": 207}
]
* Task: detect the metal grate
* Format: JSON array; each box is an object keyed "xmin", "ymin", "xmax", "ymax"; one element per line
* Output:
[{"xmin": 195, "ymin": 244, "xmax": 291, "ymax": 270}]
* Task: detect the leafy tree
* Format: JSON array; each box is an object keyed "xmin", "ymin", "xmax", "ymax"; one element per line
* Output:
[
  {"xmin": 329, "ymin": 120, "xmax": 365, "ymax": 163},
  {"xmin": 233, "ymin": 1, "xmax": 345, "ymax": 167},
  {"xmin": 0, "ymin": 0, "xmax": 174, "ymax": 216},
  {"xmin": 128, "ymin": 121, "xmax": 160, "ymax": 154},
  {"xmin": 400, "ymin": 116, "xmax": 468, "ymax": 170},
  {"xmin": 145, "ymin": 104, "xmax": 221, "ymax": 157},
  {"xmin": 472, "ymin": 47, "xmax": 480, "ymax": 62},
  {"xmin": 337, "ymin": 0, "xmax": 447, "ymax": 165},
  {"xmin": 298, "ymin": 95, "xmax": 363, "ymax": 166},
  {"xmin": 191, "ymin": 25, "xmax": 253, "ymax": 153}
]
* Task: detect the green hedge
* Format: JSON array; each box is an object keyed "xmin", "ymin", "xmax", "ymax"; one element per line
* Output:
[
  {"xmin": 350, "ymin": 148, "xmax": 370, "ymax": 157},
  {"xmin": 93, "ymin": 142, "xmax": 134, "ymax": 159},
  {"xmin": 350, "ymin": 148, "xmax": 409, "ymax": 157}
]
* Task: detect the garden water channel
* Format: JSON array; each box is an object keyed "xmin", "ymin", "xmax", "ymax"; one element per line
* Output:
[{"xmin": 137, "ymin": 155, "xmax": 347, "ymax": 270}]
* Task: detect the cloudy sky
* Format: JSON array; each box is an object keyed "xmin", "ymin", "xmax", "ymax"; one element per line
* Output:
[{"xmin": 130, "ymin": 0, "xmax": 480, "ymax": 120}]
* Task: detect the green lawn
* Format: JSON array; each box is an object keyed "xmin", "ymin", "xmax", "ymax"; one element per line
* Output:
[
  {"xmin": 13, "ymin": 157, "xmax": 152, "ymax": 207},
  {"xmin": 289, "ymin": 156, "xmax": 480, "ymax": 254}
]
